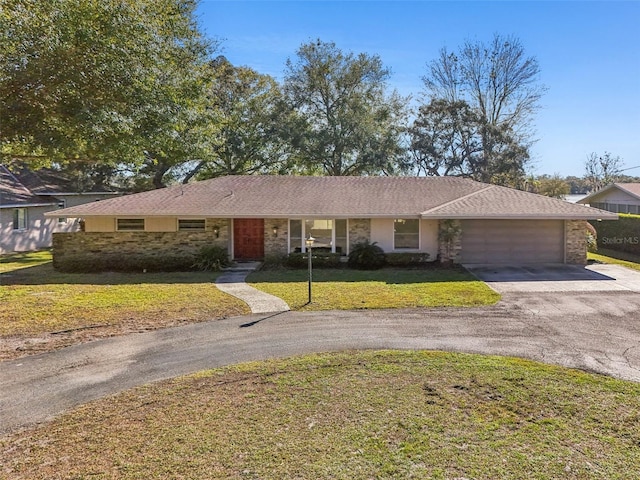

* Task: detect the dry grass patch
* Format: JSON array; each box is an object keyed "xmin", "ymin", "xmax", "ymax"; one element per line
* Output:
[
  {"xmin": 1, "ymin": 350, "xmax": 639, "ymax": 479},
  {"xmin": 0, "ymin": 251, "xmax": 249, "ymax": 359},
  {"xmin": 248, "ymin": 268, "xmax": 500, "ymax": 310}
]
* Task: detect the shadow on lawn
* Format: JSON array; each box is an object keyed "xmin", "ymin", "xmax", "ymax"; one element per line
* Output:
[
  {"xmin": 0, "ymin": 262, "xmax": 221, "ymax": 286},
  {"xmin": 247, "ymin": 266, "xmax": 477, "ymax": 285}
]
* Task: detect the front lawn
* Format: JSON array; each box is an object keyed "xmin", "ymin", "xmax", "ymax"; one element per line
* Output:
[
  {"xmin": 2, "ymin": 350, "xmax": 638, "ymax": 479},
  {"xmin": 248, "ymin": 267, "xmax": 500, "ymax": 310},
  {"xmin": 0, "ymin": 251, "xmax": 249, "ymax": 359},
  {"xmin": 589, "ymin": 249, "xmax": 640, "ymax": 271}
]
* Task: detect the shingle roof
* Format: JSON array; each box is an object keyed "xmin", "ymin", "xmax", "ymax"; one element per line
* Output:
[
  {"xmin": 50, "ymin": 175, "xmax": 617, "ymax": 220},
  {"xmin": 578, "ymin": 183, "xmax": 640, "ymax": 204},
  {"xmin": 421, "ymin": 183, "xmax": 615, "ymax": 219},
  {"xmin": 9, "ymin": 163, "xmax": 118, "ymax": 194},
  {"xmin": 0, "ymin": 165, "xmax": 58, "ymax": 208}
]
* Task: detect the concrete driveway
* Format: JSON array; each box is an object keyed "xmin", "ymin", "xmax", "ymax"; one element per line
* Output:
[
  {"xmin": 465, "ymin": 263, "xmax": 640, "ymax": 293},
  {"xmin": 2, "ymin": 289, "xmax": 640, "ymax": 435}
]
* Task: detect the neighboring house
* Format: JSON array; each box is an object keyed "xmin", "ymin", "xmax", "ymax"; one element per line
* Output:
[
  {"xmin": 577, "ymin": 183, "xmax": 640, "ymax": 214},
  {"xmin": 0, "ymin": 164, "xmax": 120, "ymax": 254},
  {"xmin": 49, "ymin": 175, "xmax": 617, "ymax": 267}
]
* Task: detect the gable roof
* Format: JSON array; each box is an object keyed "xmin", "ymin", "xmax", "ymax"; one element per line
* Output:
[
  {"xmin": 50, "ymin": 175, "xmax": 617, "ymax": 220},
  {"xmin": 6, "ymin": 163, "xmax": 118, "ymax": 195},
  {"xmin": 578, "ymin": 183, "xmax": 640, "ymax": 204},
  {"xmin": 0, "ymin": 165, "xmax": 58, "ymax": 208}
]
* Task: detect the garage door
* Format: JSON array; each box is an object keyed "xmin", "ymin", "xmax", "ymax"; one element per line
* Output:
[{"xmin": 460, "ymin": 220, "xmax": 564, "ymax": 264}]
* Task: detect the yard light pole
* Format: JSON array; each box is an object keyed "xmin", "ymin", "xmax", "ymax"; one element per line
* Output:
[{"xmin": 306, "ymin": 235, "xmax": 315, "ymax": 304}]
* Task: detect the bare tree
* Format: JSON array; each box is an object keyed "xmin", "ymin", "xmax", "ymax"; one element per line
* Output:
[
  {"xmin": 584, "ymin": 152, "xmax": 625, "ymax": 191},
  {"xmin": 416, "ymin": 34, "xmax": 547, "ymax": 186}
]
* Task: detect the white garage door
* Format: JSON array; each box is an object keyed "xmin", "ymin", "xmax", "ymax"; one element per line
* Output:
[{"xmin": 461, "ymin": 220, "xmax": 565, "ymax": 264}]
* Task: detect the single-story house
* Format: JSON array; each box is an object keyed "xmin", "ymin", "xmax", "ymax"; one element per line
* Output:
[
  {"xmin": 0, "ymin": 164, "xmax": 120, "ymax": 254},
  {"xmin": 48, "ymin": 175, "xmax": 617, "ymax": 268},
  {"xmin": 577, "ymin": 183, "xmax": 640, "ymax": 214}
]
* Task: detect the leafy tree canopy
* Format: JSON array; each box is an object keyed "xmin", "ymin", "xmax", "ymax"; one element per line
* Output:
[
  {"xmin": 282, "ymin": 39, "xmax": 409, "ymax": 176},
  {"xmin": 0, "ymin": 0, "xmax": 217, "ymax": 178}
]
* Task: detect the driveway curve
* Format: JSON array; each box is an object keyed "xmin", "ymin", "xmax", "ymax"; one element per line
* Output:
[{"xmin": 1, "ymin": 291, "xmax": 640, "ymax": 435}]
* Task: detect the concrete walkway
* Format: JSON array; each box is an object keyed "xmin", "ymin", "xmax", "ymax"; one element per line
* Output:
[{"xmin": 215, "ymin": 262, "xmax": 290, "ymax": 314}]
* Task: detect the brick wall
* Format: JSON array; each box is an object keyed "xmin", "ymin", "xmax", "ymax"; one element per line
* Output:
[
  {"xmin": 52, "ymin": 218, "xmax": 231, "ymax": 270},
  {"xmin": 264, "ymin": 218, "xmax": 288, "ymax": 256},
  {"xmin": 438, "ymin": 219, "xmax": 462, "ymax": 264},
  {"xmin": 565, "ymin": 220, "xmax": 588, "ymax": 264}
]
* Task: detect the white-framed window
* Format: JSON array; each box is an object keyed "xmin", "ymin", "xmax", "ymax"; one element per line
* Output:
[
  {"xmin": 288, "ymin": 218, "xmax": 348, "ymax": 255},
  {"xmin": 178, "ymin": 219, "xmax": 206, "ymax": 231},
  {"xmin": 57, "ymin": 200, "xmax": 67, "ymax": 223},
  {"xmin": 394, "ymin": 219, "xmax": 419, "ymax": 249},
  {"xmin": 13, "ymin": 208, "xmax": 27, "ymax": 230},
  {"xmin": 116, "ymin": 218, "xmax": 145, "ymax": 231}
]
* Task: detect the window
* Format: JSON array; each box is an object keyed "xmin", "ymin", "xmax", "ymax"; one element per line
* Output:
[
  {"xmin": 178, "ymin": 219, "xmax": 206, "ymax": 231},
  {"xmin": 13, "ymin": 208, "xmax": 27, "ymax": 230},
  {"xmin": 117, "ymin": 218, "xmax": 145, "ymax": 231},
  {"xmin": 394, "ymin": 219, "xmax": 419, "ymax": 249},
  {"xmin": 288, "ymin": 218, "xmax": 348, "ymax": 255},
  {"xmin": 334, "ymin": 219, "xmax": 347, "ymax": 255},
  {"xmin": 289, "ymin": 219, "xmax": 302, "ymax": 252},
  {"xmin": 305, "ymin": 219, "xmax": 333, "ymax": 250},
  {"xmin": 57, "ymin": 200, "xmax": 67, "ymax": 223}
]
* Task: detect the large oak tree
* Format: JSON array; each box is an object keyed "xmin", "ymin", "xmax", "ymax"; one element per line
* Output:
[
  {"xmin": 282, "ymin": 40, "xmax": 408, "ymax": 176},
  {"xmin": 0, "ymin": 0, "xmax": 217, "ymax": 187}
]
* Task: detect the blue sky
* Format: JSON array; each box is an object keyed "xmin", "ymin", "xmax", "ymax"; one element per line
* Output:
[{"xmin": 197, "ymin": 1, "xmax": 640, "ymax": 177}]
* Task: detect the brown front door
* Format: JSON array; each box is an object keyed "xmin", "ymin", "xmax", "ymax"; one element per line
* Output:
[{"xmin": 233, "ymin": 219, "xmax": 265, "ymax": 260}]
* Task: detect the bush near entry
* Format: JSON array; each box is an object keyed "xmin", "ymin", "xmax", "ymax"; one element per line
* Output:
[{"xmin": 590, "ymin": 214, "xmax": 640, "ymax": 255}]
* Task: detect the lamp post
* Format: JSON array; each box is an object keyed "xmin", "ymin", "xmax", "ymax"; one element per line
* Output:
[{"xmin": 305, "ymin": 235, "xmax": 315, "ymax": 304}]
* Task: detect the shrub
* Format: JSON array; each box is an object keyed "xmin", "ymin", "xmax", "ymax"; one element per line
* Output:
[
  {"xmin": 386, "ymin": 252, "xmax": 431, "ymax": 267},
  {"xmin": 286, "ymin": 252, "xmax": 342, "ymax": 268},
  {"xmin": 261, "ymin": 254, "xmax": 289, "ymax": 270},
  {"xmin": 348, "ymin": 241, "xmax": 386, "ymax": 270},
  {"xmin": 54, "ymin": 254, "xmax": 196, "ymax": 273},
  {"xmin": 193, "ymin": 245, "xmax": 231, "ymax": 271},
  {"xmin": 590, "ymin": 214, "xmax": 640, "ymax": 255}
]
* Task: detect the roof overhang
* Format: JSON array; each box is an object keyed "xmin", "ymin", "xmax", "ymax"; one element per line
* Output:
[{"xmin": 1, "ymin": 202, "xmax": 59, "ymax": 209}]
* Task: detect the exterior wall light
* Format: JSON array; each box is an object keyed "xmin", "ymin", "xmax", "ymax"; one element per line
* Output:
[
  {"xmin": 213, "ymin": 226, "xmax": 220, "ymax": 238},
  {"xmin": 272, "ymin": 225, "xmax": 279, "ymax": 237}
]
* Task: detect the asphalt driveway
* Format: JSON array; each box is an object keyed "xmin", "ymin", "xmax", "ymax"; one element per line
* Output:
[
  {"xmin": 2, "ymin": 289, "xmax": 640, "ymax": 435},
  {"xmin": 465, "ymin": 263, "xmax": 640, "ymax": 293}
]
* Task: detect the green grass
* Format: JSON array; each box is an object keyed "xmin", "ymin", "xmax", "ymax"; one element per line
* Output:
[
  {"xmin": 2, "ymin": 350, "xmax": 639, "ymax": 479},
  {"xmin": 0, "ymin": 251, "xmax": 250, "ymax": 339},
  {"xmin": 589, "ymin": 248, "xmax": 640, "ymax": 271},
  {"xmin": 0, "ymin": 249, "xmax": 53, "ymax": 273},
  {"xmin": 248, "ymin": 267, "xmax": 500, "ymax": 310}
]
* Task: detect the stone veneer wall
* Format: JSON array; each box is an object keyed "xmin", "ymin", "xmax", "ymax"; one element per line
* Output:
[
  {"xmin": 565, "ymin": 220, "xmax": 588, "ymax": 264},
  {"xmin": 264, "ymin": 218, "xmax": 289, "ymax": 257},
  {"xmin": 52, "ymin": 218, "xmax": 231, "ymax": 270},
  {"xmin": 348, "ymin": 218, "xmax": 371, "ymax": 248},
  {"xmin": 437, "ymin": 219, "xmax": 462, "ymax": 264}
]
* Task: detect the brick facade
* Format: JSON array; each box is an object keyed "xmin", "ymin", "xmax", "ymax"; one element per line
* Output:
[
  {"xmin": 264, "ymin": 218, "xmax": 288, "ymax": 256},
  {"xmin": 565, "ymin": 220, "xmax": 588, "ymax": 265},
  {"xmin": 438, "ymin": 219, "xmax": 462, "ymax": 264},
  {"xmin": 52, "ymin": 218, "xmax": 231, "ymax": 270}
]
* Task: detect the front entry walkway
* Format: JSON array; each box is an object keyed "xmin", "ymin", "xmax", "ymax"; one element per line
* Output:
[{"xmin": 215, "ymin": 263, "xmax": 290, "ymax": 314}]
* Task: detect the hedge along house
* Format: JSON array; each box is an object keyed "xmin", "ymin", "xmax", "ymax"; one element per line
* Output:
[{"xmin": 48, "ymin": 175, "xmax": 617, "ymax": 270}]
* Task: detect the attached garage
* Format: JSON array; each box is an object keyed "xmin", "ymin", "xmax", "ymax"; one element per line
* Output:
[{"xmin": 460, "ymin": 220, "xmax": 565, "ymax": 264}]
